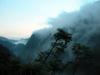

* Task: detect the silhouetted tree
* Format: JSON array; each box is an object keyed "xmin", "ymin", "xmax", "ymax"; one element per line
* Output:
[
  {"xmin": 43, "ymin": 28, "xmax": 72, "ymax": 63},
  {"xmin": 34, "ymin": 29, "xmax": 72, "ymax": 75},
  {"xmin": 1, "ymin": 28, "xmax": 97, "ymax": 75},
  {"xmin": 72, "ymin": 43, "xmax": 94, "ymax": 75}
]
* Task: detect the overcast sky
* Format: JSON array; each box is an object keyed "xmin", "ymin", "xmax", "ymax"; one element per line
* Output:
[{"xmin": 0, "ymin": 0, "xmax": 98, "ymax": 38}]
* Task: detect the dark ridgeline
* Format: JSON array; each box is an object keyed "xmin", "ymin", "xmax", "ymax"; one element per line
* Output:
[
  {"xmin": 0, "ymin": 28, "xmax": 100, "ymax": 75},
  {"xmin": 0, "ymin": 44, "xmax": 21, "ymax": 75}
]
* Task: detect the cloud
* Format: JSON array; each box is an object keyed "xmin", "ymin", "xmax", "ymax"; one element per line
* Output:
[{"xmin": 48, "ymin": 0, "xmax": 100, "ymax": 50}]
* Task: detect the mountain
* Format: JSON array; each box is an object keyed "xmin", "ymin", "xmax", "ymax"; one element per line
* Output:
[
  {"xmin": 20, "ymin": 28, "xmax": 54, "ymax": 63},
  {"xmin": 0, "ymin": 36, "xmax": 15, "ymax": 51},
  {"xmin": 0, "ymin": 36, "xmax": 27, "ymax": 56},
  {"xmin": 70, "ymin": 1, "xmax": 100, "ymax": 52},
  {"xmin": 49, "ymin": 1, "xmax": 100, "ymax": 51},
  {"xmin": 19, "ymin": 1, "xmax": 100, "ymax": 63},
  {"xmin": 0, "ymin": 1, "xmax": 99, "ymax": 64}
]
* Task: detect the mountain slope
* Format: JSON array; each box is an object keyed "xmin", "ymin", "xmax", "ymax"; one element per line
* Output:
[{"xmin": 19, "ymin": 1, "xmax": 100, "ymax": 63}]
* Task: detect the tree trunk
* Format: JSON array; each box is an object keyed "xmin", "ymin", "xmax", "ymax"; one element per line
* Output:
[{"xmin": 43, "ymin": 40, "xmax": 58, "ymax": 63}]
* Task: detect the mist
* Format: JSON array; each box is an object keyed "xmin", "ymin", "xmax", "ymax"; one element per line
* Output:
[
  {"xmin": 47, "ymin": 1, "xmax": 100, "ymax": 50},
  {"xmin": 0, "ymin": 0, "xmax": 100, "ymax": 75}
]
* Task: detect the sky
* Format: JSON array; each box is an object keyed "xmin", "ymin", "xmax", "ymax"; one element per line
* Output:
[{"xmin": 0, "ymin": 0, "xmax": 98, "ymax": 38}]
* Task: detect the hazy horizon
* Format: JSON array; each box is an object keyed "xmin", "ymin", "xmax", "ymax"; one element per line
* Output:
[{"xmin": 0, "ymin": 0, "xmax": 98, "ymax": 38}]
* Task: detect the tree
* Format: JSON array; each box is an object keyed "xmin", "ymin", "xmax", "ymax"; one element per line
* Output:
[
  {"xmin": 72, "ymin": 43, "xmax": 94, "ymax": 75},
  {"xmin": 34, "ymin": 28, "xmax": 72, "ymax": 75},
  {"xmin": 43, "ymin": 28, "xmax": 72, "ymax": 63}
]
